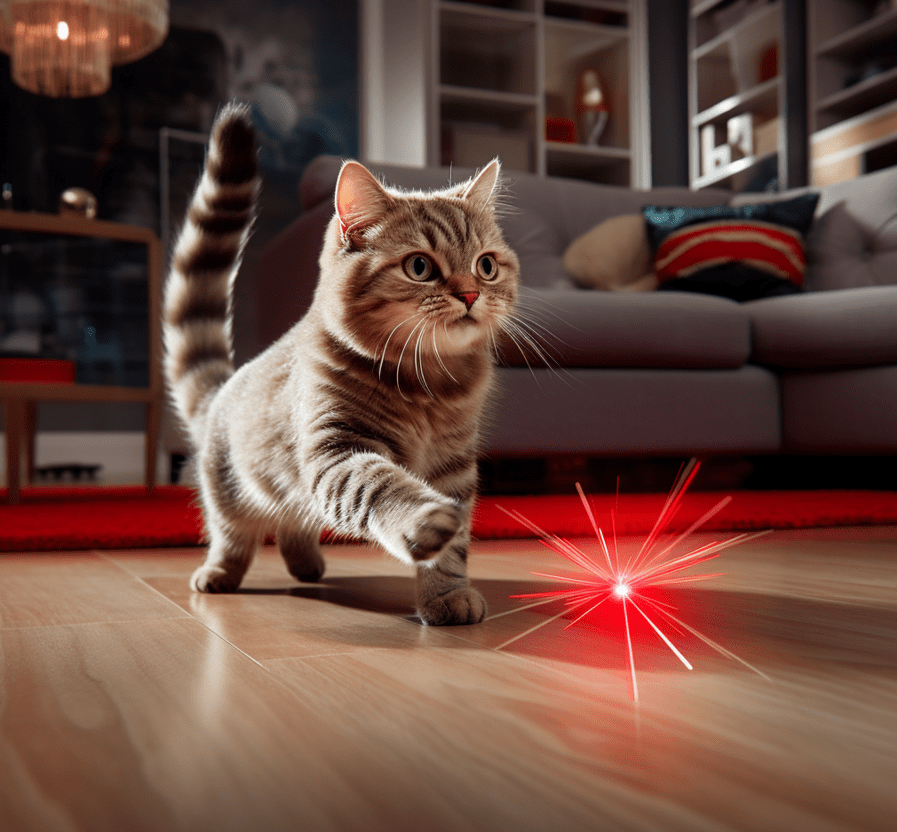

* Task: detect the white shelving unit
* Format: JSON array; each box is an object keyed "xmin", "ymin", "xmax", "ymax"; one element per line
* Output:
[
  {"xmin": 362, "ymin": 0, "xmax": 649, "ymax": 186},
  {"xmin": 809, "ymin": 0, "xmax": 897, "ymax": 186},
  {"xmin": 688, "ymin": 0, "xmax": 793, "ymax": 190}
]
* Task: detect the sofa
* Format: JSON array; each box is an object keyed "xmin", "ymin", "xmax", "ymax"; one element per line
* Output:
[{"xmin": 256, "ymin": 156, "xmax": 897, "ymax": 461}]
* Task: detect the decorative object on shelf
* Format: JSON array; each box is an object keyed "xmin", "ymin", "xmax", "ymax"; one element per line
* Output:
[
  {"xmin": 1, "ymin": 183, "xmax": 12, "ymax": 210},
  {"xmin": 727, "ymin": 113, "xmax": 754, "ymax": 159},
  {"xmin": 0, "ymin": 289, "xmax": 47, "ymax": 354},
  {"xmin": 701, "ymin": 124, "xmax": 732, "ymax": 176},
  {"xmin": 58, "ymin": 187, "xmax": 97, "ymax": 218},
  {"xmin": 0, "ymin": 0, "xmax": 169, "ymax": 98},
  {"xmin": 545, "ymin": 117, "xmax": 576, "ymax": 144},
  {"xmin": 575, "ymin": 69, "xmax": 608, "ymax": 146},
  {"xmin": 759, "ymin": 42, "xmax": 778, "ymax": 83}
]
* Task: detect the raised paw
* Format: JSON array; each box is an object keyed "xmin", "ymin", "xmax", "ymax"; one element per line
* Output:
[
  {"xmin": 189, "ymin": 565, "xmax": 242, "ymax": 593},
  {"xmin": 418, "ymin": 586, "xmax": 487, "ymax": 626},
  {"xmin": 403, "ymin": 503, "xmax": 462, "ymax": 562}
]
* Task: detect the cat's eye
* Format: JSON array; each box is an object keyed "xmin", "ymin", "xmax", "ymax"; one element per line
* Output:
[
  {"xmin": 476, "ymin": 254, "xmax": 498, "ymax": 281},
  {"xmin": 403, "ymin": 254, "xmax": 434, "ymax": 281}
]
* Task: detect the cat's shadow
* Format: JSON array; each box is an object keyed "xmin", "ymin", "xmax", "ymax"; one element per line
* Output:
[
  {"xmin": 233, "ymin": 576, "xmax": 897, "ymax": 672},
  {"xmin": 237, "ymin": 574, "xmax": 418, "ymax": 618}
]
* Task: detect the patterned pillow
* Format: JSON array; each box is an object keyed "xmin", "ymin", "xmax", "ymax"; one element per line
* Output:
[{"xmin": 642, "ymin": 193, "xmax": 820, "ymax": 302}]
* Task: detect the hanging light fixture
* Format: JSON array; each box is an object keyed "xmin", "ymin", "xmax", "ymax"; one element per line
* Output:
[{"xmin": 0, "ymin": 0, "xmax": 168, "ymax": 98}]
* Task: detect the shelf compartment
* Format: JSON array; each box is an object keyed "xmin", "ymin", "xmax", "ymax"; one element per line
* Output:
[
  {"xmin": 693, "ymin": 76, "xmax": 779, "ymax": 128},
  {"xmin": 692, "ymin": 4, "xmax": 780, "ymax": 112},
  {"xmin": 544, "ymin": 0, "xmax": 629, "ymax": 27},
  {"xmin": 816, "ymin": 65, "xmax": 897, "ymax": 123},
  {"xmin": 545, "ymin": 141, "xmax": 630, "ymax": 183},
  {"xmin": 691, "ymin": 149, "xmax": 778, "ymax": 190},
  {"xmin": 811, "ymin": 97, "xmax": 897, "ymax": 186},
  {"xmin": 692, "ymin": 0, "xmax": 779, "ymax": 59},
  {"xmin": 815, "ymin": 6, "xmax": 897, "ymax": 57},
  {"xmin": 440, "ymin": 2, "xmax": 538, "ymax": 96},
  {"xmin": 440, "ymin": 88, "xmax": 537, "ymax": 171}
]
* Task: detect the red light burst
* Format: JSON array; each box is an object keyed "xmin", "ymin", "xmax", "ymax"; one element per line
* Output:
[{"xmin": 493, "ymin": 459, "xmax": 771, "ymax": 701}]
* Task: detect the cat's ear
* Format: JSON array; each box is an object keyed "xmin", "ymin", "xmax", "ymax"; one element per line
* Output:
[
  {"xmin": 462, "ymin": 158, "xmax": 501, "ymax": 209},
  {"xmin": 335, "ymin": 161, "xmax": 392, "ymax": 246}
]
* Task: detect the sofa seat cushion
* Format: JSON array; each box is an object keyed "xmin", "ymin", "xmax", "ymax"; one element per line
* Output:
[
  {"xmin": 747, "ymin": 285, "xmax": 897, "ymax": 368},
  {"xmin": 499, "ymin": 289, "xmax": 750, "ymax": 369}
]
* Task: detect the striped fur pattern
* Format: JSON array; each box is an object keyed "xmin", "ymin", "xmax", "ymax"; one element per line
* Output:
[{"xmin": 163, "ymin": 103, "xmax": 520, "ymax": 625}]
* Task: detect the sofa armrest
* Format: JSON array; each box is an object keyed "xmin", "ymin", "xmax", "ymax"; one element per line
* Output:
[{"xmin": 255, "ymin": 199, "xmax": 332, "ymax": 349}]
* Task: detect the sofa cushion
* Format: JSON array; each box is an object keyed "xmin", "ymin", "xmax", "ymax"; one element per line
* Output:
[
  {"xmin": 747, "ymin": 285, "xmax": 897, "ymax": 368},
  {"xmin": 562, "ymin": 214, "xmax": 657, "ymax": 291},
  {"xmin": 642, "ymin": 194, "xmax": 819, "ymax": 301},
  {"xmin": 499, "ymin": 289, "xmax": 750, "ymax": 369},
  {"xmin": 804, "ymin": 200, "xmax": 897, "ymax": 291},
  {"xmin": 731, "ymin": 164, "xmax": 897, "ymax": 292}
]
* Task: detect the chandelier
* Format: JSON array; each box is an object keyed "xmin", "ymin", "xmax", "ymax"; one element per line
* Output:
[{"xmin": 0, "ymin": 0, "xmax": 168, "ymax": 97}]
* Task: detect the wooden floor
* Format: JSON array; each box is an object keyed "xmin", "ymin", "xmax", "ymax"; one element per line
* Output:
[{"xmin": 1, "ymin": 527, "xmax": 895, "ymax": 832}]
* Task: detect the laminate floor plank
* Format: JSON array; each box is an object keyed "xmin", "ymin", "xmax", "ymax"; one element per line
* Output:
[{"xmin": 0, "ymin": 553, "xmax": 189, "ymax": 629}]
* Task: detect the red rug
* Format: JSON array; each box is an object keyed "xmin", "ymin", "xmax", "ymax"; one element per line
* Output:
[{"xmin": 2, "ymin": 485, "xmax": 897, "ymax": 553}]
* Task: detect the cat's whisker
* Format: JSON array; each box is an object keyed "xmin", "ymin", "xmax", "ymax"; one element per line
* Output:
[
  {"xmin": 414, "ymin": 319, "xmax": 435, "ymax": 398},
  {"xmin": 377, "ymin": 313, "xmax": 422, "ymax": 380},
  {"xmin": 501, "ymin": 317, "xmax": 578, "ymax": 388},
  {"xmin": 432, "ymin": 320, "xmax": 459, "ymax": 384},
  {"xmin": 396, "ymin": 317, "xmax": 429, "ymax": 400}
]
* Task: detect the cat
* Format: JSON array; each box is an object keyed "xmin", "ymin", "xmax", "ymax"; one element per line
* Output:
[{"xmin": 163, "ymin": 102, "xmax": 520, "ymax": 625}]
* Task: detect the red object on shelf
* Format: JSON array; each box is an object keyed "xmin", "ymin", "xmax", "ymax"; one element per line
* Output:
[
  {"xmin": 0, "ymin": 358, "xmax": 76, "ymax": 384},
  {"xmin": 546, "ymin": 118, "xmax": 577, "ymax": 143},
  {"xmin": 759, "ymin": 43, "xmax": 778, "ymax": 83}
]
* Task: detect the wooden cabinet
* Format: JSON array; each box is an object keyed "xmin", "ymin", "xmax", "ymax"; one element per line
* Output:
[
  {"xmin": 362, "ymin": 0, "xmax": 649, "ymax": 186},
  {"xmin": 809, "ymin": 0, "xmax": 897, "ymax": 186},
  {"xmin": 0, "ymin": 211, "xmax": 163, "ymax": 502},
  {"xmin": 688, "ymin": 0, "xmax": 807, "ymax": 191}
]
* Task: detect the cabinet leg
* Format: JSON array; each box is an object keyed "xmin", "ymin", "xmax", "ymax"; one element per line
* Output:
[
  {"xmin": 145, "ymin": 400, "xmax": 160, "ymax": 494},
  {"xmin": 4, "ymin": 399, "xmax": 25, "ymax": 504},
  {"xmin": 25, "ymin": 401, "xmax": 37, "ymax": 485}
]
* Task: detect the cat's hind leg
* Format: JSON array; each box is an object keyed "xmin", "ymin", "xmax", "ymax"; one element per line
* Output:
[
  {"xmin": 278, "ymin": 523, "xmax": 326, "ymax": 583},
  {"xmin": 190, "ymin": 515, "xmax": 259, "ymax": 593}
]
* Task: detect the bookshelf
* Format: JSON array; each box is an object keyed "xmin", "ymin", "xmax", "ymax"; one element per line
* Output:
[
  {"xmin": 688, "ymin": 0, "xmax": 807, "ymax": 191},
  {"xmin": 362, "ymin": 0, "xmax": 649, "ymax": 186},
  {"xmin": 809, "ymin": 0, "xmax": 897, "ymax": 186}
]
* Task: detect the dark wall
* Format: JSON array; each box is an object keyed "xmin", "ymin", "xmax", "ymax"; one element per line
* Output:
[{"xmin": 647, "ymin": 0, "xmax": 690, "ymax": 187}]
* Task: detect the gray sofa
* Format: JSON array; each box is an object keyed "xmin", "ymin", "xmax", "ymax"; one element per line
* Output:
[{"xmin": 256, "ymin": 157, "xmax": 897, "ymax": 460}]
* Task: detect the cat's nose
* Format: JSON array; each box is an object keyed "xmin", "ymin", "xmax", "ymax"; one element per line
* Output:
[{"xmin": 455, "ymin": 291, "xmax": 479, "ymax": 311}]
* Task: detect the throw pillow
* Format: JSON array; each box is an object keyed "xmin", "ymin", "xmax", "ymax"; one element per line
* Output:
[
  {"xmin": 562, "ymin": 214, "xmax": 658, "ymax": 292},
  {"xmin": 642, "ymin": 193, "xmax": 820, "ymax": 302}
]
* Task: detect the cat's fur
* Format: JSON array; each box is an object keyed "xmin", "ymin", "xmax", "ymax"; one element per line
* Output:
[{"xmin": 163, "ymin": 102, "xmax": 520, "ymax": 625}]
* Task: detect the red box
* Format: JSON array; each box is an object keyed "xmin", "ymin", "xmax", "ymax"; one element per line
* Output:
[
  {"xmin": 0, "ymin": 358, "xmax": 76, "ymax": 383},
  {"xmin": 546, "ymin": 118, "xmax": 577, "ymax": 143}
]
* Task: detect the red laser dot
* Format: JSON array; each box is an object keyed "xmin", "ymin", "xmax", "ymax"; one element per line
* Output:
[{"xmin": 613, "ymin": 582, "xmax": 630, "ymax": 598}]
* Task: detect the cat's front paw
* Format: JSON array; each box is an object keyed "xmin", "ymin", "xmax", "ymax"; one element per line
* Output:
[
  {"xmin": 190, "ymin": 565, "xmax": 242, "ymax": 593},
  {"xmin": 403, "ymin": 503, "xmax": 462, "ymax": 562},
  {"xmin": 418, "ymin": 586, "xmax": 487, "ymax": 625}
]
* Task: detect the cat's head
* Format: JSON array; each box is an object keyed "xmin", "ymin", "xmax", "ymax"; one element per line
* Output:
[{"xmin": 316, "ymin": 160, "xmax": 519, "ymax": 375}]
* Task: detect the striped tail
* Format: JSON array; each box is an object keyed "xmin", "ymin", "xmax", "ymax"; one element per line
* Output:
[{"xmin": 163, "ymin": 102, "xmax": 259, "ymax": 440}]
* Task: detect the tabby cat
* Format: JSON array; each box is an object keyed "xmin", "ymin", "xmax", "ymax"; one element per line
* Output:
[{"xmin": 163, "ymin": 103, "xmax": 520, "ymax": 625}]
